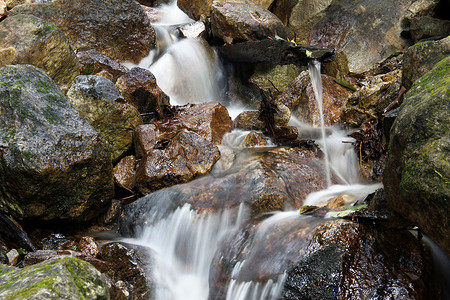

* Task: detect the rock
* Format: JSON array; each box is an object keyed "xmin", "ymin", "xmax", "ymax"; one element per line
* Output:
[
  {"xmin": 384, "ymin": 56, "xmax": 450, "ymax": 253},
  {"xmin": 0, "ymin": 213, "xmax": 35, "ymax": 252},
  {"xmin": 0, "ymin": 256, "xmax": 110, "ymax": 299},
  {"xmin": 210, "ymin": 0, "xmax": 287, "ymax": 43},
  {"xmin": 121, "ymin": 147, "xmax": 330, "ymax": 233},
  {"xmin": 179, "ymin": 21, "xmax": 207, "ymax": 39},
  {"xmin": 115, "ymin": 67, "xmax": 170, "ymax": 122},
  {"xmin": 0, "ymin": 0, "xmax": 6, "ymax": 18},
  {"xmin": 154, "ymin": 101, "xmax": 232, "ymax": 145},
  {"xmin": 321, "ymin": 50, "xmax": 349, "ymax": 80},
  {"xmin": 251, "ymin": 0, "xmax": 274, "ymax": 9},
  {"xmin": 6, "ymin": 249, "xmax": 19, "ymax": 266},
  {"xmin": 286, "ymin": 0, "xmax": 334, "ymax": 44},
  {"xmin": 270, "ymin": 0, "xmax": 298, "ymax": 24},
  {"xmin": 67, "ymin": 75, "xmax": 143, "ymax": 162},
  {"xmin": 276, "ymin": 72, "xmax": 353, "ymax": 126},
  {"xmin": 240, "ymin": 131, "xmax": 267, "ymax": 147},
  {"xmin": 10, "ymin": 0, "xmax": 156, "ymax": 63},
  {"xmin": 177, "ymin": 0, "xmax": 212, "ymax": 20},
  {"xmin": 234, "ymin": 111, "xmax": 264, "ymax": 130},
  {"xmin": 282, "ymin": 220, "xmax": 437, "ymax": 299},
  {"xmin": 309, "ymin": 0, "xmax": 440, "ymax": 74},
  {"xmin": 77, "ymin": 49, "xmax": 129, "ymax": 83},
  {"xmin": 22, "ymin": 250, "xmax": 109, "ymax": 273},
  {"xmin": 410, "ymin": 16, "xmax": 450, "ymax": 43},
  {"xmin": 135, "ymin": 130, "xmax": 221, "ymax": 194},
  {"xmin": 402, "ymin": 36, "xmax": 450, "ymax": 90},
  {"xmin": 0, "ymin": 65, "xmax": 113, "ymax": 222},
  {"xmin": 113, "ymin": 156, "xmax": 136, "ymax": 191},
  {"xmin": 5, "ymin": 0, "xmax": 37, "ymax": 9},
  {"xmin": 101, "ymin": 242, "xmax": 153, "ymax": 300},
  {"xmin": 58, "ymin": 236, "xmax": 100, "ymax": 258},
  {"xmin": 134, "ymin": 124, "xmax": 157, "ymax": 158},
  {"xmin": 0, "ymin": 14, "xmax": 80, "ymax": 91},
  {"xmin": 249, "ymin": 64, "xmax": 300, "ymax": 92},
  {"xmin": 0, "ymin": 47, "xmax": 16, "ymax": 67}
]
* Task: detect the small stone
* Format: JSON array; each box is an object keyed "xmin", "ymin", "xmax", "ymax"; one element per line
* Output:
[{"xmin": 6, "ymin": 249, "xmax": 19, "ymax": 266}]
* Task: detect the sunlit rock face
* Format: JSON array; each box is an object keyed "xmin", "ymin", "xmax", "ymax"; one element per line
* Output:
[
  {"xmin": 0, "ymin": 65, "xmax": 114, "ymax": 222},
  {"xmin": 384, "ymin": 57, "xmax": 450, "ymax": 253},
  {"xmin": 10, "ymin": 0, "xmax": 156, "ymax": 63},
  {"xmin": 0, "ymin": 14, "xmax": 80, "ymax": 91}
]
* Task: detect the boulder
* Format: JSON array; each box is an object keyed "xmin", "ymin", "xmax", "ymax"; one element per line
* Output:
[
  {"xmin": 0, "ymin": 0, "xmax": 6, "ymax": 18},
  {"xmin": 101, "ymin": 242, "xmax": 153, "ymax": 300},
  {"xmin": 0, "ymin": 65, "xmax": 113, "ymax": 222},
  {"xmin": 276, "ymin": 71, "xmax": 353, "ymax": 126},
  {"xmin": 154, "ymin": 101, "xmax": 232, "ymax": 145},
  {"xmin": 0, "ymin": 14, "xmax": 80, "ymax": 91},
  {"xmin": 309, "ymin": 0, "xmax": 440, "ymax": 74},
  {"xmin": 282, "ymin": 220, "xmax": 437, "ymax": 299},
  {"xmin": 210, "ymin": 0, "xmax": 287, "ymax": 43},
  {"xmin": 384, "ymin": 56, "xmax": 450, "ymax": 253},
  {"xmin": 135, "ymin": 129, "xmax": 221, "ymax": 194},
  {"xmin": 410, "ymin": 16, "xmax": 450, "ymax": 43},
  {"xmin": 402, "ymin": 36, "xmax": 450, "ymax": 90},
  {"xmin": 134, "ymin": 124, "xmax": 157, "ymax": 158},
  {"xmin": 0, "ymin": 47, "xmax": 16, "ymax": 67},
  {"xmin": 240, "ymin": 131, "xmax": 267, "ymax": 147},
  {"xmin": 67, "ymin": 75, "xmax": 143, "ymax": 162},
  {"xmin": 115, "ymin": 67, "xmax": 170, "ymax": 122},
  {"xmin": 10, "ymin": 0, "xmax": 156, "ymax": 63},
  {"xmin": 0, "ymin": 257, "xmax": 110, "ymax": 299},
  {"xmin": 178, "ymin": 0, "xmax": 212, "ymax": 20},
  {"xmin": 77, "ymin": 49, "xmax": 129, "ymax": 83},
  {"xmin": 113, "ymin": 156, "xmax": 136, "ymax": 191},
  {"xmin": 249, "ymin": 64, "xmax": 300, "ymax": 92},
  {"xmin": 234, "ymin": 111, "xmax": 264, "ymax": 130}
]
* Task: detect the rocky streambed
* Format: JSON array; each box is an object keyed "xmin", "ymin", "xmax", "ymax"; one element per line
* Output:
[{"xmin": 0, "ymin": 0, "xmax": 449, "ymax": 299}]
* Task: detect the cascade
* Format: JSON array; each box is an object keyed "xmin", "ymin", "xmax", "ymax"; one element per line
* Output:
[{"xmin": 120, "ymin": 2, "xmax": 385, "ymax": 299}]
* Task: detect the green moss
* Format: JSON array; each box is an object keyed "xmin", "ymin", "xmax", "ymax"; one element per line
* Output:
[
  {"xmin": 2, "ymin": 276, "xmax": 58, "ymax": 300},
  {"xmin": 406, "ymin": 56, "xmax": 450, "ymax": 97},
  {"xmin": 43, "ymin": 104, "xmax": 63, "ymax": 124}
]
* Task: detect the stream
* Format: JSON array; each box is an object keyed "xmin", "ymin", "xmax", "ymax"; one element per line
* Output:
[{"xmin": 120, "ymin": 2, "xmax": 401, "ymax": 300}]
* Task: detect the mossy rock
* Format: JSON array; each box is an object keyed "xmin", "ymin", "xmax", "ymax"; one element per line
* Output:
[
  {"xmin": 384, "ymin": 56, "xmax": 450, "ymax": 253},
  {"xmin": 0, "ymin": 257, "xmax": 109, "ymax": 299}
]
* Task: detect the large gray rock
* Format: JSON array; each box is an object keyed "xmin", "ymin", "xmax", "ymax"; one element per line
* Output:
[
  {"xmin": 402, "ymin": 36, "xmax": 450, "ymax": 90},
  {"xmin": 384, "ymin": 56, "xmax": 450, "ymax": 253},
  {"xmin": 0, "ymin": 65, "xmax": 114, "ymax": 222},
  {"xmin": 67, "ymin": 75, "xmax": 143, "ymax": 162},
  {"xmin": 0, "ymin": 257, "xmax": 110, "ymax": 299},
  {"xmin": 210, "ymin": 0, "xmax": 287, "ymax": 43},
  {"xmin": 309, "ymin": 0, "xmax": 440, "ymax": 73},
  {"xmin": 0, "ymin": 14, "xmax": 80, "ymax": 91},
  {"xmin": 10, "ymin": 0, "xmax": 155, "ymax": 63}
]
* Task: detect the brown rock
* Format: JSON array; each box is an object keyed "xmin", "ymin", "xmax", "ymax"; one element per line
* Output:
[
  {"xmin": 10, "ymin": 0, "xmax": 156, "ymax": 63},
  {"xmin": 114, "ymin": 156, "xmax": 136, "ymax": 191},
  {"xmin": 134, "ymin": 124, "xmax": 157, "ymax": 158},
  {"xmin": 0, "ymin": 46, "xmax": 16, "ymax": 67},
  {"xmin": 116, "ymin": 67, "xmax": 170, "ymax": 122},
  {"xmin": 234, "ymin": 111, "xmax": 264, "ymax": 130},
  {"xmin": 240, "ymin": 131, "xmax": 267, "ymax": 147},
  {"xmin": 58, "ymin": 236, "xmax": 100, "ymax": 258},
  {"xmin": 210, "ymin": 0, "xmax": 287, "ymax": 43},
  {"xmin": 178, "ymin": 0, "xmax": 212, "ymax": 20},
  {"xmin": 0, "ymin": 0, "xmax": 6, "ymax": 18},
  {"xmin": 77, "ymin": 49, "xmax": 128, "ymax": 83}
]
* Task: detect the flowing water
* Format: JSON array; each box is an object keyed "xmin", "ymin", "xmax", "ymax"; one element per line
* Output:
[{"xmin": 120, "ymin": 2, "xmax": 385, "ymax": 299}]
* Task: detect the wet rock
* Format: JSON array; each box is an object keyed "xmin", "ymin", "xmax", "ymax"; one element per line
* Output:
[
  {"xmin": 321, "ymin": 50, "xmax": 349, "ymax": 80},
  {"xmin": 276, "ymin": 71, "xmax": 353, "ymax": 126},
  {"xmin": 101, "ymin": 242, "xmax": 153, "ymax": 300},
  {"xmin": 410, "ymin": 16, "xmax": 450, "ymax": 43},
  {"xmin": 240, "ymin": 131, "xmax": 267, "ymax": 147},
  {"xmin": 58, "ymin": 236, "xmax": 100, "ymax": 258},
  {"xmin": 67, "ymin": 75, "xmax": 143, "ymax": 162},
  {"xmin": 154, "ymin": 101, "xmax": 232, "ymax": 145},
  {"xmin": 309, "ymin": 0, "xmax": 440, "ymax": 74},
  {"xmin": 234, "ymin": 111, "xmax": 264, "ymax": 130},
  {"xmin": 23, "ymin": 250, "xmax": 109, "ymax": 272},
  {"xmin": 0, "ymin": 14, "xmax": 80, "ymax": 91},
  {"xmin": 77, "ymin": 49, "xmax": 129, "ymax": 83},
  {"xmin": 179, "ymin": 21, "xmax": 207, "ymax": 39},
  {"xmin": 135, "ymin": 130, "xmax": 221, "ymax": 194},
  {"xmin": 282, "ymin": 220, "xmax": 437, "ymax": 300},
  {"xmin": 114, "ymin": 156, "xmax": 136, "ymax": 191},
  {"xmin": 0, "ymin": 256, "xmax": 110, "ymax": 299},
  {"xmin": 0, "ymin": 47, "xmax": 16, "ymax": 67},
  {"xmin": 10, "ymin": 0, "xmax": 156, "ymax": 63},
  {"xmin": 0, "ymin": 213, "xmax": 35, "ymax": 252},
  {"xmin": 121, "ymin": 147, "xmax": 329, "ymax": 233},
  {"xmin": 210, "ymin": 0, "xmax": 287, "ymax": 43},
  {"xmin": 402, "ymin": 36, "xmax": 450, "ymax": 90},
  {"xmin": 115, "ymin": 67, "xmax": 170, "ymax": 122},
  {"xmin": 178, "ymin": 0, "xmax": 212, "ymax": 20},
  {"xmin": 249, "ymin": 64, "xmax": 300, "ymax": 92},
  {"xmin": 384, "ymin": 57, "xmax": 450, "ymax": 253},
  {"xmin": 134, "ymin": 124, "xmax": 157, "ymax": 158},
  {"xmin": 251, "ymin": 0, "xmax": 274, "ymax": 9},
  {"xmin": 0, "ymin": 65, "xmax": 113, "ymax": 222}
]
